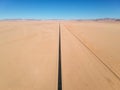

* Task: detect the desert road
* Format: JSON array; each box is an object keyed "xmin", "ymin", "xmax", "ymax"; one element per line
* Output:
[{"xmin": 0, "ymin": 21, "xmax": 120, "ymax": 90}]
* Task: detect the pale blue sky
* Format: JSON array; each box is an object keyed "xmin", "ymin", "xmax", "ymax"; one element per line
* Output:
[{"xmin": 0, "ymin": 0, "xmax": 120, "ymax": 19}]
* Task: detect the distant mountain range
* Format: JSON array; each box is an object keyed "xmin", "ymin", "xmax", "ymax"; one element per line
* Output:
[
  {"xmin": 0, "ymin": 18, "xmax": 120, "ymax": 21},
  {"xmin": 94, "ymin": 18, "xmax": 120, "ymax": 21}
]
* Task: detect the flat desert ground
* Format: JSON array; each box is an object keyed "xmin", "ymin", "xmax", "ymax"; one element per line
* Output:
[{"xmin": 0, "ymin": 20, "xmax": 120, "ymax": 90}]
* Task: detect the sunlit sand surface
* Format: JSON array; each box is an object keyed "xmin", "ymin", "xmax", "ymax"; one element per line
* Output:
[{"xmin": 0, "ymin": 20, "xmax": 120, "ymax": 90}]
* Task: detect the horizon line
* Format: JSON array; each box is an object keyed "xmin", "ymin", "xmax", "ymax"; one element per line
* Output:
[{"xmin": 0, "ymin": 18, "xmax": 120, "ymax": 22}]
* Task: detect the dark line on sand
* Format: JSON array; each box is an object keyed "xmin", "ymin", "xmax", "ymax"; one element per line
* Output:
[
  {"xmin": 64, "ymin": 25, "xmax": 120, "ymax": 81},
  {"xmin": 58, "ymin": 23, "xmax": 62, "ymax": 90}
]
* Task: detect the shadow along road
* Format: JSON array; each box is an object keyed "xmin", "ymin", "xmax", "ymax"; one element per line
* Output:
[{"xmin": 0, "ymin": 21, "xmax": 120, "ymax": 90}]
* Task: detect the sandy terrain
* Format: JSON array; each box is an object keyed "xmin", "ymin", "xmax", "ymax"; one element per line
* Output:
[
  {"xmin": 0, "ymin": 21, "xmax": 59, "ymax": 90},
  {"xmin": 63, "ymin": 21, "xmax": 120, "ymax": 78},
  {"xmin": 61, "ymin": 22, "xmax": 120, "ymax": 90},
  {"xmin": 0, "ymin": 20, "xmax": 120, "ymax": 90}
]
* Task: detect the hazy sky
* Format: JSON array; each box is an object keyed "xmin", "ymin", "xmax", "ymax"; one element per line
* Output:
[{"xmin": 0, "ymin": 0, "xmax": 120, "ymax": 19}]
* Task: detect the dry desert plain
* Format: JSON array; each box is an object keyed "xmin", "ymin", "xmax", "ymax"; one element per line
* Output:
[{"xmin": 0, "ymin": 20, "xmax": 120, "ymax": 90}]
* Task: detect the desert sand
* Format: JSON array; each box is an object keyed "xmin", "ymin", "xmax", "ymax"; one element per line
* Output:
[
  {"xmin": 0, "ymin": 21, "xmax": 59, "ymax": 90},
  {"xmin": 63, "ymin": 21, "xmax": 120, "ymax": 78},
  {"xmin": 0, "ymin": 20, "xmax": 120, "ymax": 90}
]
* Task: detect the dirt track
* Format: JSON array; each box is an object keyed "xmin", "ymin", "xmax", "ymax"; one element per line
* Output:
[{"xmin": 0, "ymin": 21, "xmax": 120, "ymax": 90}]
